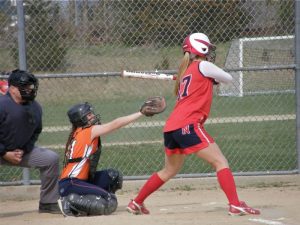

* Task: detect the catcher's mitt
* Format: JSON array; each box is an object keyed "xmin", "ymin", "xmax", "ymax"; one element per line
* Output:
[{"xmin": 140, "ymin": 96, "xmax": 166, "ymax": 117}]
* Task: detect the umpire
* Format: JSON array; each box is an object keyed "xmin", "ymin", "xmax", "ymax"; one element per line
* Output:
[{"xmin": 0, "ymin": 69, "xmax": 60, "ymax": 214}]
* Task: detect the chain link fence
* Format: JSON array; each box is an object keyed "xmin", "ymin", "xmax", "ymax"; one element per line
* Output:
[{"xmin": 0, "ymin": 0, "xmax": 297, "ymax": 185}]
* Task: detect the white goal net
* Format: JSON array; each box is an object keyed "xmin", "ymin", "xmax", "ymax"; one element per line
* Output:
[{"xmin": 220, "ymin": 35, "xmax": 295, "ymax": 97}]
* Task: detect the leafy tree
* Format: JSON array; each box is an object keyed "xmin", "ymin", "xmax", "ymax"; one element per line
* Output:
[{"xmin": 115, "ymin": 0, "xmax": 252, "ymax": 46}]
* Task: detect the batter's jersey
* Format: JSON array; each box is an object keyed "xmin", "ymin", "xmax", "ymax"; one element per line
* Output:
[
  {"xmin": 164, "ymin": 60, "xmax": 214, "ymax": 132},
  {"xmin": 60, "ymin": 126, "xmax": 99, "ymax": 180}
]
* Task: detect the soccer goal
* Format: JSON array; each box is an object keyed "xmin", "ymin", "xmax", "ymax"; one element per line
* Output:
[{"xmin": 219, "ymin": 35, "xmax": 295, "ymax": 97}]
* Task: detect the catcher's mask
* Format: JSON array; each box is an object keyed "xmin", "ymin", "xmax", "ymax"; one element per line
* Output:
[
  {"xmin": 67, "ymin": 102, "xmax": 101, "ymax": 128},
  {"xmin": 8, "ymin": 69, "xmax": 39, "ymax": 102},
  {"xmin": 182, "ymin": 33, "xmax": 216, "ymax": 63}
]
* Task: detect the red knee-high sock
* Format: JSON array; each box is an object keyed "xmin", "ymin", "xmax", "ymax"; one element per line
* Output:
[
  {"xmin": 217, "ymin": 168, "xmax": 240, "ymax": 206},
  {"xmin": 134, "ymin": 173, "xmax": 165, "ymax": 204}
]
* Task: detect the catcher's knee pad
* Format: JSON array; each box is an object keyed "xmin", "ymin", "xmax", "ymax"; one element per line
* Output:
[
  {"xmin": 94, "ymin": 169, "xmax": 123, "ymax": 193},
  {"xmin": 67, "ymin": 193, "xmax": 117, "ymax": 216},
  {"xmin": 105, "ymin": 193, "xmax": 118, "ymax": 215},
  {"xmin": 107, "ymin": 168, "xmax": 123, "ymax": 193}
]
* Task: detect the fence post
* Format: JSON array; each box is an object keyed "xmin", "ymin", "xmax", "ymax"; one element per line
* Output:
[
  {"xmin": 16, "ymin": 0, "xmax": 30, "ymax": 185},
  {"xmin": 296, "ymin": 0, "xmax": 300, "ymax": 174}
]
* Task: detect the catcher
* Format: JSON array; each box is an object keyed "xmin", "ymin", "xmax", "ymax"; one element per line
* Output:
[{"xmin": 58, "ymin": 97, "xmax": 166, "ymax": 216}]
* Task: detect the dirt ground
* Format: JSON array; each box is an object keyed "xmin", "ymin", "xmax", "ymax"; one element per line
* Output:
[{"xmin": 0, "ymin": 175, "xmax": 300, "ymax": 225}]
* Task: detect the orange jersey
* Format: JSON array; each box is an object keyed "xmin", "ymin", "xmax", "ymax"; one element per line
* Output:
[
  {"xmin": 60, "ymin": 126, "xmax": 99, "ymax": 180},
  {"xmin": 164, "ymin": 61, "xmax": 214, "ymax": 132}
]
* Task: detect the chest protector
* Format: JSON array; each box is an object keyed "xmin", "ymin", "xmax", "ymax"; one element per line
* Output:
[
  {"xmin": 66, "ymin": 137, "xmax": 102, "ymax": 181},
  {"xmin": 88, "ymin": 138, "xmax": 102, "ymax": 181}
]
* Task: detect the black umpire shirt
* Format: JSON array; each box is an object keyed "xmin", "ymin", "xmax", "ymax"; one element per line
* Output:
[{"xmin": 0, "ymin": 92, "xmax": 42, "ymax": 156}]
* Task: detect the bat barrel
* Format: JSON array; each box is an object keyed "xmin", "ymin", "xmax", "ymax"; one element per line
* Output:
[{"xmin": 122, "ymin": 70, "xmax": 176, "ymax": 80}]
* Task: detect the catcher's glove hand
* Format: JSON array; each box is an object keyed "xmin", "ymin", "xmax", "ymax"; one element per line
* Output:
[{"xmin": 140, "ymin": 96, "xmax": 166, "ymax": 117}]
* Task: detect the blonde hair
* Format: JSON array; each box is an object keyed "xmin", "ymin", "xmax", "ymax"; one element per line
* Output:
[
  {"xmin": 173, "ymin": 52, "xmax": 191, "ymax": 96},
  {"xmin": 173, "ymin": 53, "xmax": 206, "ymax": 96}
]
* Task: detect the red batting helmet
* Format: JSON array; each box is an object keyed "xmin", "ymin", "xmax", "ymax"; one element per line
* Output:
[
  {"xmin": 0, "ymin": 80, "xmax": 8, "ymax": 95},
  {"xmin": 182, "ymin": 33, "xmax": 215, "ymax": 58}
]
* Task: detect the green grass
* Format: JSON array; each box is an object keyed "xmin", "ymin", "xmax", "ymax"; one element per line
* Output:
[
  {"xmin": 97, "ymin": 119, "xmax": 296, "ymax": 176},
  {"xmin": 36, "ymin": 92, "xmax": 295, "ymax": 146},
  {"xmin": 0, "ymin": 80, "xmax": 295, "ymax": 181},
  {"xmin": 26, "ymin": 114, "xmax": 294, "ymax": 179},
  {"xmin": 0, "ymin": 48, "xmax": 14, "ymax": 71},
  {"xmin": 1, "ymin": 41, "xmax": 229, "ymax": 74},
  {"xmin": 4, "ymin": 112, "xmax": 292, "ymax": 181},
  {"xmin": 36, "ymin": 92, "xmax": 296, "ymax": 176},
  {"xmin": 38, "ymin": 92, "xmax": 295, "ymax": 127},
  {"xmin": 211, "ymin": 93, "xmax": 295, "ymax": 117},
  {"xmin": 0, "ymin": 42, "xmax": 296, "ymax": 182}
]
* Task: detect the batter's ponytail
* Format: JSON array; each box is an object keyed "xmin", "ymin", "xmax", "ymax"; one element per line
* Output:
[{"xmin": 174, "ymin": 52, "xmax": 191, "ymax": 96}]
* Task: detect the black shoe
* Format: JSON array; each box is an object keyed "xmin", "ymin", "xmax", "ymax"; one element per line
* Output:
[{"xmin": 39, "ymin": 202, "xmax": 61, "ymax": 214}]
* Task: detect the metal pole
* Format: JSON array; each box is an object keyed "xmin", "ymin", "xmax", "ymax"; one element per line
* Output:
[
  {"xmin": 75, "ymin": 0, "xmax": 79, "ymax": 27},
  {"xmin": 295, "ymin": 0, "xmax": 300, "ymax": 174},
  {"xmin": 16, "ymin": 0, "xmax": 27, "ymax": 70},
  {"xmin": 16, "ymin": 0, "xmax": 30, "ymax": 185}
]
